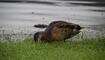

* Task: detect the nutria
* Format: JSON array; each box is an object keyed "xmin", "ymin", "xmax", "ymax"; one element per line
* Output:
[{"xmin": 34, "ymin": 21, "xmax": 82, "ymax": 42}]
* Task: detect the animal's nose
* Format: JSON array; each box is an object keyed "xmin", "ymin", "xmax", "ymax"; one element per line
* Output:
[{"xmin": 75, "ymin": 25, "xmax": 82, "ymax": 30}]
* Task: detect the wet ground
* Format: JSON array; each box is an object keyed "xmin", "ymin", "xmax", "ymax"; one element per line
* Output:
[{"xmin": 0, "ymin": 0, "xmax": 105, "ymax": 42}]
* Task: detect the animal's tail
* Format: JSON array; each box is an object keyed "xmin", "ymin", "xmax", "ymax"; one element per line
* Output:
[{"xmin": 33, "ymin": 24, "xmax": 48, "ymax": 28}]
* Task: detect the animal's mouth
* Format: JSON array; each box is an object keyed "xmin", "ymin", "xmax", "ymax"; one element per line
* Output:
[{"xmin": 73, "ymin": 27, "xmax": 84, "ymax": 32}]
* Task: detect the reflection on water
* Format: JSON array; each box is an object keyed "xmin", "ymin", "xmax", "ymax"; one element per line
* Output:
[{"xmin": 0, "ymin": 0, "xmax": 105, "ymax": 42}]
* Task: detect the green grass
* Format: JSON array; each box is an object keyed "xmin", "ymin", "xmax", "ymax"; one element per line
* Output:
[{"xmin": 0, "ymin": 38, "xmax": 105, "ymax": 60}]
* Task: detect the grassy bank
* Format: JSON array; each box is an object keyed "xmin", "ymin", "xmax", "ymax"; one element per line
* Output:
[{"xmin": 0, "ymin": 38, "xmax": 105, "ymax": 60}]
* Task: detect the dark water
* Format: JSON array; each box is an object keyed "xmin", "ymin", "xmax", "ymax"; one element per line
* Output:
[{"xmin": 0, "ymin": 0, "xmax": 105, "ymax": 42}]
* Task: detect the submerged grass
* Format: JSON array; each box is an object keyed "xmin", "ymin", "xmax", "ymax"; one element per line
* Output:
[{"xmin": 0, "ymin": 37, "xmax": 105, "ymax": 60}]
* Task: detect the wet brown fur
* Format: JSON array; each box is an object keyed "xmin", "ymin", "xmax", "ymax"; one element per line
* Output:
[{"xmin": 34, "ymin": 21, "xmax": 82, "ymax": 42}]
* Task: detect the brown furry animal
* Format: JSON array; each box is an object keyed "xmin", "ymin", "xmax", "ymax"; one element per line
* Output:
[{"xmin": 34, "ymin": 21, "xmax": 82, "ymax": 42}]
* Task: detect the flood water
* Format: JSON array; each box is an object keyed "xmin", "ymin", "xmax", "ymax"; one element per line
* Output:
[{"xmin": 0, "ymin": 0, "xmax": 105, "ymax": 42}]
